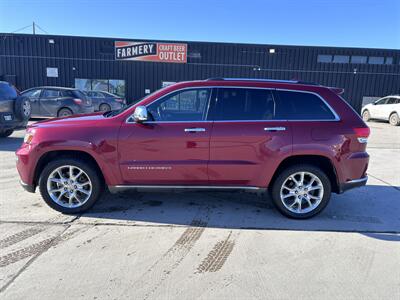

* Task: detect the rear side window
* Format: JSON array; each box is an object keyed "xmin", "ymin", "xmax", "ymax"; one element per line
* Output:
[
  {"xmin": 0, "ymin": 82, "xmax": 18, "ymax": 99},
  {"xmin": 61, "ymin": 91, "xmax": 74, "ymax": 97},
  {"xmin": 214, "ymin": 88, "xmax": 275, "ymax": 120},
  {"xmin": 276, "ymin": 91, "xmax": 336, "ymax": 120},
  {"xmin": 42, "ymin": 89, "xmax": 60, "ymax": 98}
]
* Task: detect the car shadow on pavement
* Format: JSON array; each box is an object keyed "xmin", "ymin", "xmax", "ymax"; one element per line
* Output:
[
  {"xmin": 79, "ymin": 184, "xmax": 400, "ymax": 237},
  {"xmin": 0, "ymin": 137, "xmax": 23, "ymax": 151}
]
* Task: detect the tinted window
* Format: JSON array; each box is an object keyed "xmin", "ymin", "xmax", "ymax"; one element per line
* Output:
[
  {"xmin": 317, "ymin": 55, "xmax": 332, "ymax": 63},
  {"xmin": 375, "ymin": 98, "xmax": 388, "ymax": 105},
  {"xmin": 214, "ymin": 88, "xmax": 275, "ymax": 121},
  {"xmin": 333, "ymin": 55, "xmax": 349, "ymax": 63},
  {"xmin": 386, "ymin": 98, "xmax": 397, "ymax": 104},
  {"xmin": 42, "ymin": 89, "xmax": 60, "ymax": 98},
  {"xmin": 0, "ymin": 82, "xmax": 17, "ymax": 99},
  {"xmin": 72, "ymin": 90, "xmax": 88, "ymax": 100},
  {"xmin": 368, "ymin": 56, "xmax": 384, "ymax": 64},
  {"xmin": 351, "ymin": 56, "xmax": 367, "ymax": 64},
  {"xmin": 61, "ymin": 90, "xmax": 74, "ymax": 97},
  {"xmin": 276, "ymin": 91, "xmax": 336, "ymax": 120},
  {"xmin": 23, "ymin": 89, "xmax": 41, "ymax": 98},
  {"xmin": 147, "ymin": 88, "xmax": 211, "ymax": 122}
]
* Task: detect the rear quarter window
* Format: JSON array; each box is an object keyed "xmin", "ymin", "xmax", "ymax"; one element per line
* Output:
[{"xmin": 276, "ymin": 90, "xmax": 336, "ymax": 120}]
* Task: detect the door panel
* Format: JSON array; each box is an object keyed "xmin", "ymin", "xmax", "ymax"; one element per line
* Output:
[
  {"xmin": 209, "ymin": 121, "xmax": 292, "ymax": 187},
  {"xmin": 118, "ymin": 122, "xmax": 211, "ymax": 184},
  {"xmin": 40, "ymin": 89, "xmax": 61, "ymax": 116}
]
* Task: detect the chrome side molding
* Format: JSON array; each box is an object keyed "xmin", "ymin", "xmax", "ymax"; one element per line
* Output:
[{"xmin": 108, "ymin": 185, "xmax": 262, "ymax": 193}]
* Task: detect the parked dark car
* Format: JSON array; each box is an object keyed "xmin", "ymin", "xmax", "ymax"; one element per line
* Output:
[
  {"xmin": 17, "ymin": 78, "xmax": 371, "ymax": 218},
  {"xmin": 21, "ymin": 87, "xmax": 94, "ymax": 117},
  {"xmin": 84, "ymin": 91, "xmax": 126, "ymax": 112},
  {"xmin": 0, "ymin": 81, "xmax": 31, "ymax": 137}
]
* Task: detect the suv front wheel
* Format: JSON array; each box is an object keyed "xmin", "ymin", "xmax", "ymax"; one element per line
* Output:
[
  {"xmin": 271, "ymin": 164, "xmax": 331, "ymax": 219},
  {"xmin": 39, "ymin": 158, "xmax": 103, "ymax": 213}
]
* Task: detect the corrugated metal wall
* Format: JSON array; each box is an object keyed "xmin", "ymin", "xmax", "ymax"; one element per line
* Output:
[{"xmin": 1, "ymin": 33, "xmax": 399, "ymax": 111}]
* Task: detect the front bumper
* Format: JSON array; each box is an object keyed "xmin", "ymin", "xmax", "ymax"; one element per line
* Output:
[
  {"xmin": 20, "ymin": 180, "xmax": 36, "ymax": 193},
  {"xmin": 339, "ymin": 176, "xmax": 368, "ymax": 193}
]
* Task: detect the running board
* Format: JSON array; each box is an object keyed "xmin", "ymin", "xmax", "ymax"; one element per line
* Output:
[{"xmin": 108, "ymin": 185, "xmax": 263, "ymax": 193}]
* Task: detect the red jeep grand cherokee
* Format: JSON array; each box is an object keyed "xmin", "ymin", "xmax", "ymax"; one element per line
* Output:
[{"xmin": 16, "ymin": 78, "xmax": 370, "ymax": 219}]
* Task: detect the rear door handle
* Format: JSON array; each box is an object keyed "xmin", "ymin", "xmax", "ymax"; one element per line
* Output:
[
  {"xmin": 264, "ymin": 127, "xmax": 286, "ymax": 132},
  {"xmin": 184, "ymin": 128, "xmax": 206, "ymax": 133}
]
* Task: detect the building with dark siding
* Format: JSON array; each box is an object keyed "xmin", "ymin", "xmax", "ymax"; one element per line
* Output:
[{"xmin": 1, "ymin": 33, "xmax": 399, "ymax": 112}]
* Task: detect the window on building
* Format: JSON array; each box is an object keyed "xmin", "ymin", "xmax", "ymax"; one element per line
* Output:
[
  {"xmin": 332, "ymin": 55, "xmax": 350, "ymax": 63},
  {"xmin": 275, "ymin": 91, "xmax": 336, "ymax": 120},
  {"xmin": 75, "ymin": 78, "xmax": 126, "ymax": 97},
  {"xmin": 317, "ymin": 55, "xmax": 332, "ymax": 63},
  {"xmin": 147, "ymin": 88, "xmax": 211, "ymax": 122},
  {"xmin": 214, "ymin": 88, "xmax": 275, "ymax": 121},
  {"xmin": 351, "ymin": 56, "xmax": 367, "ymax": 64},
  {"xmin": 385, "ymin": 57, "xmax": 393, "ymax": 65},
  {"xmin": 368, "ymin": 56, "xmax": 384, "ymax": 64}
]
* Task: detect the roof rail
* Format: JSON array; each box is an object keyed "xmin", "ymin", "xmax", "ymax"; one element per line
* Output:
[{"xmin": 205, "ymin": 77, "xmax": 319, "ymax": 85}]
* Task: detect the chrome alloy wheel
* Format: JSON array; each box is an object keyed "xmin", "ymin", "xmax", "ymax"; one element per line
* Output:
[
  {"xmin": 23, "ymin": 101, "xmax": 31, "ymax": 117},
  {"xmin": 280, "ymin": 171, "xmax": 324, "ymax": 214},
  {"xmin": 46, "ymin": 165, "xmax": 92, "ymax": 208}
]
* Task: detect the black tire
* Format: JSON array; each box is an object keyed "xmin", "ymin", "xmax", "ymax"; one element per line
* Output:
[
  {"xmin": 389, "ymin": 113, "xmax": 400, "ymax": 126},
  {"xmin": 14, "ymin": 96, "xmax": 31, "ymax": 120},
  {"xmin": 362, "ymin": 110, "xmax": 370, "ymax": 122},
  {"xmin": 99, "ymin": 103, "xmax": 111, "ymax": 112},
  {"xmin": 270, "ymin": 164, "xmax": 331, "ymax": 219},
  {"xmin": 58, "ymin": 108, "xmax": 73, "ymax": 117},
  {"xmin": 0, "ymin": 129, "xmax": 14, "ymax": 138},
  {"xmin": 39, "ymin": 158, "xmax": 103, "ymax": 214}
]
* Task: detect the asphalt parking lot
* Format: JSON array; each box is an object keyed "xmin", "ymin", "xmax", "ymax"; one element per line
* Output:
[{"xmin": 0, "ymin": 120, "xmax": 399, "ymax": 299}]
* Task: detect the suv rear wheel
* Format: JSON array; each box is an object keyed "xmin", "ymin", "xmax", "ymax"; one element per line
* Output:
[
  {"xmin": 58, "ymin": 108, "xmax": 73, "ymax": 117},
  {"xmin": 99, "ymin": 103, "xmax": 111, "ymax": 112},
  {"xmin": 39, "ymin": 158, "xmax": 103, "ymax": 213},
  {"xmin": 271, "ymin": 164, "xmax": 331, "ymax": 219}
]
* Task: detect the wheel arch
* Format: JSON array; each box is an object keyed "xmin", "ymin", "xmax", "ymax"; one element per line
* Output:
[
  {"xmin": 57, "ymin": 106, "xmax": 74, "ymax": 116},
  {"xmin": 270, "ymin": 155, "xmax": 340, "ymax": 193},
  {"xmin": 33, "ymin": 150, "xmax": 104, "ymax": 187}
]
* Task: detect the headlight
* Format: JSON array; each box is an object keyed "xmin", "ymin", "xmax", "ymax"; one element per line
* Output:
[{"xmin": 24, "ymin": 130, "xmax": 35, "ymax": 144}]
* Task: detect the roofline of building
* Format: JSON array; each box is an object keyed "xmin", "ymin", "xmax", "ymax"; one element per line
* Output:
[{"xmin": 1, "ymin": 32, "xmax": 399, "ymax": 52}]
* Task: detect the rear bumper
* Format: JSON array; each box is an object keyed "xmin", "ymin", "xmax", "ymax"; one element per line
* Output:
[
  {"xmin": 20, "ymin": 180, "xmax": 36, "ymax": 193},
  {"xmin": 339, "ymin": 176, "xmax": 368, "ymax": 193}
]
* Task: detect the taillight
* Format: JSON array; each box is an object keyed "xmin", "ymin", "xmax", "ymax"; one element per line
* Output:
[
  {"xmin": 73, "ymin": 98, "xmax": 83, "ymax": 105},
  {"xmin": 354, "ymin": 127, "xmax": 370, "ymax": 144},
  {"xmin": 115, "ymin": 98, "xmax": 124, "ymax": 103}
]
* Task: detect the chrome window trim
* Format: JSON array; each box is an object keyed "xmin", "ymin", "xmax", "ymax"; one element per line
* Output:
[{"xmin": 126, "ymin": 85, "xmax": 341, "ymax": 124}]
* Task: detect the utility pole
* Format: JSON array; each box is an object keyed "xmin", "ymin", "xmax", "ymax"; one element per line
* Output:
[{"xmin": 32, "ymin": 21, "xmax": 35, "ymax": 34}]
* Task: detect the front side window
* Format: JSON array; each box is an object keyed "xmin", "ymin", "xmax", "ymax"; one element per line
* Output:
[
  {"xmin": 276, "ymin": 91, "xmax": 336, "ymax": 120},
  {"xmin": 214, "ymin": 88, "xmax": 275, "ymax": 121},
  {"xmin": 147, "ymin": 88, "xmax": 211, "ymax": 122},
  {"xmin": 386, "ymin": 98, "xmax": 397, "ymax": 105},
  {"xmin": 23, "ymin": 89, "xmax": 42, "ymax": 98},
  {"xmin": 42, "ymin": 89, "xmax": 60, "ymax": 98},
  {"xmin": 375, "ymin": 98, "xmax": 388, "ymax": 105}
]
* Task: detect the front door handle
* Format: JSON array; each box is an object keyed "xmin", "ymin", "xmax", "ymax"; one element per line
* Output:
[
  {"xmin": 184, "ymin": 128, "xmax": 206, "ymax": 133},
  {"xmin": 264, "ymin": 127, "xmax": 286, "ymax": 132}
]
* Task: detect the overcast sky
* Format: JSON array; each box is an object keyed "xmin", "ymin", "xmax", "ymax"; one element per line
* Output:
[{"xmin": 1, "ymin": 0, "xmax": 399, "ymax": 49}]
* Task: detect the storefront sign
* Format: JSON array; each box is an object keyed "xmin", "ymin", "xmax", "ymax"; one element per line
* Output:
[{"xmin": 115, "ymin": 41, "xmax": 187, "ymax": 63}]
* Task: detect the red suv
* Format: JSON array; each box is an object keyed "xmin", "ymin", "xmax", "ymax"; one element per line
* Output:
[{"xmin": 16, "ymin": 78, "xmax": 370, "ymax": 219}]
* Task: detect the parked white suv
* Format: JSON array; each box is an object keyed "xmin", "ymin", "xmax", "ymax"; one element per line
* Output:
[{"xmin": 362, "ymin": 95, "xmax": 400, "ymax": 126}]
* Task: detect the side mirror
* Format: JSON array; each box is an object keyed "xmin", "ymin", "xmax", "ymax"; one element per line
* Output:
[{"xmin": 132, "ymin": 106, "xmax": 148, "ymax": 122}]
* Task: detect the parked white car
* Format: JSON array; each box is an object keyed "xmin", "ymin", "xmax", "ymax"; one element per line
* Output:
[{"xmin": 362, "ymin": 95, "xmax": 400, "ymax": 126}]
